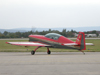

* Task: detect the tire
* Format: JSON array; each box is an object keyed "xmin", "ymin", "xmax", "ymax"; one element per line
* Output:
[
  {"xmin": 31, "ymin": 51, "xmax": 35, "ymax": 55},
  {"xmin": 47, "ymin": 50, "xmax": 51, "ymax": 54}
]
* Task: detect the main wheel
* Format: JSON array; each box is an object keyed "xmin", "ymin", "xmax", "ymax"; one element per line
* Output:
[
  {"xmin": 31, "ymin": 51, "xmax": 35, "ymax": 55},
  {"xmin": 47, "ymin": 50, "xmax": 51, "ymax": 54}
]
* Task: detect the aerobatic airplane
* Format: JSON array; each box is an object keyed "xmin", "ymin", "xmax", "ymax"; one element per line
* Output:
[{"xmin": 6, "ymin": 32, "xmax": 93, "ymax": 55}]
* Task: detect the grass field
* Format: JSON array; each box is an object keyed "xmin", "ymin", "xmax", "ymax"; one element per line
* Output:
[{"xmin": 0, "ymin": 39, "xmax": 100, "ymax": 52}]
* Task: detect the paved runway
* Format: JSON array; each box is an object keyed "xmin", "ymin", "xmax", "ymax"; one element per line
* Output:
[{"xmin": 0, "ymin": 52, "xmax": 100, "ymax": 75}]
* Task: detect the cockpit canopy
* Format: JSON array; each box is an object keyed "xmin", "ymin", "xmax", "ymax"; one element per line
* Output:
[{"xmin": 45, "ymin": 33, "xmax": 61, "ymax": 40}]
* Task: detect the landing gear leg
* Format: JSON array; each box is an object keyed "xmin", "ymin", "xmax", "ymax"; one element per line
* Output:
[
  {"xmin": 47, "ymin": 47, "xmax": 51, "ymax": 54},
  {"xmin": 80, "ymin": 50, "xmax": 85, "ymax": 55},
  {"xmin": 31, "ymin": 46, "xmax": 41, "ymax": 55}
]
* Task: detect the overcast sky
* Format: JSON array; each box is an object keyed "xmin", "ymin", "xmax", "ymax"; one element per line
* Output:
[{"xmin": 0, "ymin": 0, "xmax": 100, "ymax": 29}]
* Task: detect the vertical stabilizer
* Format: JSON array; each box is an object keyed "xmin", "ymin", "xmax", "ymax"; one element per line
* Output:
[{"xmin": 76, "ymin": 32, "xmax": 86, "ymax": 50}]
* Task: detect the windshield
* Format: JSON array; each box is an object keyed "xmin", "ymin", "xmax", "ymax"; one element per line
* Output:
[{"xmin": 45, "ymin": 33, "xmax": 61, "ymax": 40}]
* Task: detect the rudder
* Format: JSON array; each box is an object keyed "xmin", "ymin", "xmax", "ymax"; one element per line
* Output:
[{"xmin": 76, "ymin": 32, "xmax": 86, "ymax": 50}]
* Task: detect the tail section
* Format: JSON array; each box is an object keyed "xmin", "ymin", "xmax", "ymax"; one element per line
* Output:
[{"xmin": 76, "ymin": 32, "xmax": 86, "ymax": 50}]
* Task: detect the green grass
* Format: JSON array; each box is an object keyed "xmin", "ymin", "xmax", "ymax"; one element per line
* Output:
[
  {"xmin": 85, "ymin": 39, "xmax": 100, "ymax": 52},
  {"xmin": 0, "ymin": 39, "xmax": 100, "ymax": 52}
]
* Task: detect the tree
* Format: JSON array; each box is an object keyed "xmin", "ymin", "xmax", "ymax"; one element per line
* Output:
[
  {"xmin": 3, "ymin": 31, "xmax": 8, "ymax": 35},
  {"xmin": 61, "ymin": 29, "xmax": 67, "ymax": 37},
  {"xmin": 15, "ymin": 32, "xmax": 22, "ymax": 38},
  {"xmin": 91, "ymin": 30, "xmax": 97, "ymax": 34}
]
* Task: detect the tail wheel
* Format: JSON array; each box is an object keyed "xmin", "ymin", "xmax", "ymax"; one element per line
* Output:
[
  {"xmin": 31, "ymin": 51, "xmax": 35, "ymax": 55},
  {"xmin": 47, "ymin": 50, "xmax": 51, "ymax": 54}
]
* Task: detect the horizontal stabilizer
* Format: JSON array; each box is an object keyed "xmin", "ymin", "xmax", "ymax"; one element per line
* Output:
[
  {"xmin": 63, "ymin": 43, "xmax": 78, "ymax": 46},
  {"xmin": 85, "ymin": 43, "xmax": 94, "ymax": 45}
]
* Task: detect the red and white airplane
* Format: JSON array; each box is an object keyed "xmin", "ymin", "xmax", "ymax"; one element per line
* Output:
[{"xmin": 6, "ymin": 32, "xmax": 93, "ymax": 55}]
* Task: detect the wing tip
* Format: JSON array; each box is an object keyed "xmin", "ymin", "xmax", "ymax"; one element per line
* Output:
[{"xmin": 6, "ymin": 42, "xmax": 9, "ymax": 44}]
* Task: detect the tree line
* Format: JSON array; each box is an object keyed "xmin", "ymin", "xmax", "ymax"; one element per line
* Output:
[{"xmin": 0, "ymin": 29, "xmax": 99, "ymax": 38}]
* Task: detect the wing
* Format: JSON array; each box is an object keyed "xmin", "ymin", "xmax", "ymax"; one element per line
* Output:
[{"xmin": 6, "ymin": 42, "xmax": 50, "ymax": 47}]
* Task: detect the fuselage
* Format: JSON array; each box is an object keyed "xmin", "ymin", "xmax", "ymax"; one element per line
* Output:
[
  {"xmin": 29, "ymin": 35, "xmax": 74, "ymax": 43},
  {"xmin": 28, "ymin": 33, "xmax": 77, "ymax": 49}
]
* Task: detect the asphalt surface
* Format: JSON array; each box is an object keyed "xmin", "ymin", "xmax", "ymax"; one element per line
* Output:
[{"xmin": 0, "ymin": 52, "xmax": 100, "ymax": 75}]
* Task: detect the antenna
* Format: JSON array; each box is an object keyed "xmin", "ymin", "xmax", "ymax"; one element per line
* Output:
[{"xmin": 31, "ymin": 26, "xmax": 36, "ymax": 34}]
